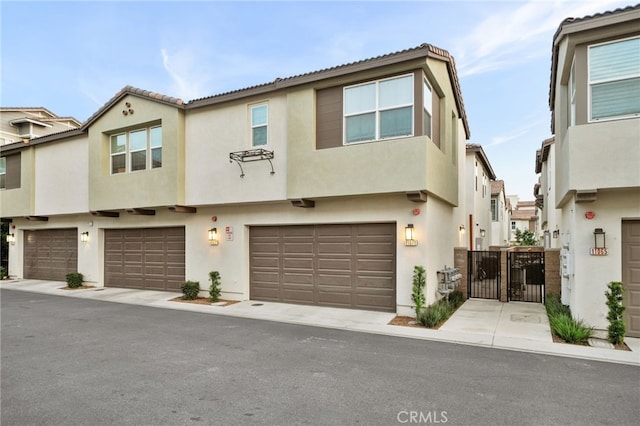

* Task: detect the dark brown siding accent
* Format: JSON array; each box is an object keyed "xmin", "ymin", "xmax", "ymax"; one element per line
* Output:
[
  {"xmin": 104, "ymin": 227, "xmax": 185, "ymax": 291},
  {"xmin": 414, "ymin": 70, "xmax": 424, "ymax": 137},
  {"xmin": 5, "ymin": 153, "xmax": 21, "ymax": 189},
  {"xmin": 316, "ymin": 86, "xmax": 343, "ymax": 149},
  {"xmin": 250, "ymin": 223, "xmax": 396, "ymax": 312},
  {"xmin": 23, "ymin": 229, "xmax": 78, "ymax": 280}
]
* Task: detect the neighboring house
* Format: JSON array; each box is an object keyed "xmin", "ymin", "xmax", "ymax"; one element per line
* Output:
[
  {"xmin": 465, "ymin": 144, "xmax": 496, "ymax": 250},
  {"xmin": 508, "ymin": 196, "xmax": 538, "ymax": 245},
  {"xmin": 0, "ymin": 43, "xmax": 472, "ymax": 317},
  {"xmin": 0, "ymin": 107, "xmax": 81, "ymax": 145},
  {"xmin": 534, "ymin": 137, "xmax": 561, "ymax": 249},
  {"xmin": 548, "ymin": 5, "xmax": 640, "ymax": 336},
  {"xmin": 490, "ymin": 180, "xmax": 510, "ymax": 247}
]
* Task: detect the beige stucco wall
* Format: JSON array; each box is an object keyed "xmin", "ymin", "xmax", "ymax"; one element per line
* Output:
[
  {"xmin": 560, "ymin": 188, "xmax": 640, "ymax": 329},
  {"xmin": 184, "ymin": 95, "xmax": 288, "ymax": 206},
  {"xmin": 34, "ymin": 136, "xmax": 88, "ymax": 215},
  {"xmin": 88, "ymin": 95, "xmax": 185, "ymax": 211}
]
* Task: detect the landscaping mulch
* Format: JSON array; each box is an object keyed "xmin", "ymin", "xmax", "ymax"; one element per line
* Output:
[
  {"xmin": 60, "ymin": 285, "xmax": 95, "ymax": 290},
  {"xmin": 170, "ymin": 297, "xmax": 240, "ymax": 307}
]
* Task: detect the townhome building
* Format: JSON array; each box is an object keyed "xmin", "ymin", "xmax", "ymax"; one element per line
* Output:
[
  {"xmin": 490, "ymin": 180, "xmax": 510, "ymax": 247},
  {"xmin": 507, "ymin": 197, "xmax": 539, "ymax": 245},
  {"xmin": 534, "ymin": 137, "xmax": 562, "ymax": 249},
  {"xmin": 1, "ymin": 43, "xmax": 471, "ymax": 316},
  {"xmin": 465, "ymin": 144, "xmax": 496, "ymax": 250},
  {"xmin": 0, "ymin": 107, "xmax": 81, "ymax": 145},
  {"xmin": 548, "ymin": 5, "xmax": 640, "ymax": 336}
]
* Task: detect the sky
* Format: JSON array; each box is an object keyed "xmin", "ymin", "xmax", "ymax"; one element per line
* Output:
[{"xmin": 1, "ymin": 0, "xmax": 634, "ymax": 199}]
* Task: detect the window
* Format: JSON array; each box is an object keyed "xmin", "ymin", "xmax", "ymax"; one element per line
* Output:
[
  {"xmin": 511, "ymin": 221, "xmax": 516, "ymax": 230},
  {"xmin": 482, "ymin": 173, "xmax": 487, "ymax": 198},
  {"xmin": 423, "ymin": 79, "xmax": 432, "ymax": 139},
  {"xmin": 491, "ymin": 199, "xmax": 498, "ymax": 221},
  {"xmin": 589, "ymin": 36, "xmax": 640, "ymax": 121},
  {"xmin": 569, "ymin": 59, "xmax": 576, "ymax": 126},
  {"xmin": 251, "ymin": 105, "xmax": 268, "ymax": 147},
  {"xmin": 0, "ymin": 157, "xmax": 5, "ymax": 189},
  {"xmin": 344, "ymin": 74, "xmax": 413, "ymax": 143},
  {"xmin": 110, "ymin": 125, "xmax": 162, "ymax": 174}
]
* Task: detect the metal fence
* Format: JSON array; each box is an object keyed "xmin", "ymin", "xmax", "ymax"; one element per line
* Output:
[
  {"xmin": 507, "ymin": 251, "xmax": 545, "ymax": 303},
  {"xmin": 467, "ymin": 251, "xmax": 500, "ymax": 299}
]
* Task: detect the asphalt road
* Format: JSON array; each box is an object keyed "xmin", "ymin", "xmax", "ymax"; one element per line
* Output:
[{"xmin": 1, "ymin": 289, "xmax": 638, "ymax": 426}]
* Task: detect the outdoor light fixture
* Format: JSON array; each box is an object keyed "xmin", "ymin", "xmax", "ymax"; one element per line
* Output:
[
  {"xmin": 404, "ymin": 224, "xmax": 418, "ymax": 246},
  {"xmin": 479, "ymin": 229, "xmax": 486, "ymax": 238},
  {"xmin": 208, "ymin": 228, "xmax": 219, "ymax": 246},
  {"xmin": 80, "ymin": 232, "xmax": 89, "ymax": 243},
  {"xmin": 552, "ymin": 228, "xmax": 560, "ymax": 239},
  {"xmin": 459, "ymin": 225, "xmax": 465, "ymax": 233},
  {"xmin": 6, "ymin": 233, "xmax": 15, "ymax": 245},
  {"xmin": 594, "ymin": 228, "xmax": 606, "ymax": 249}
]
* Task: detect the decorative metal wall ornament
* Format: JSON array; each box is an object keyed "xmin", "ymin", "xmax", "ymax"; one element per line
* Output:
[{"xmin": 229, "ymin": 149, "xmax": 275, "ymax": 178}]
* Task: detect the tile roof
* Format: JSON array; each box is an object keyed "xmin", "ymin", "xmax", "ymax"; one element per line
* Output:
[
  {"xmin": 466, "ymin": 143, "xmax": 497, "ymax": 180},
  {"xmin": 491, "ymin": 179, "xmax": 505, "ymax": 196}
]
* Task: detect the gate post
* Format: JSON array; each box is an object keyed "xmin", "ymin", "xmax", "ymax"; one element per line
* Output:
[
  {"xmin": 500, "ymin": 249, "xmax": 509, "ymax": 302},
  {"xmin": 545, "ymin": 248, "xmax": 561, "ymax": 298},
  {"xmin": 454, "ymin": 247, "xmax": 468, "ymax": 300}
]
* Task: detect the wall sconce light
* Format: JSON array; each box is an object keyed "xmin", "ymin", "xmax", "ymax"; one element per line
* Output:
[
  {"xmin": 80, "ymin": 232, "xmax": 89, "ymax": 243},
  {"xmin": 459, "ymin": 225, "xmax": 465, "ymax": 233},
  {"xmin": 594, "ymin": 228, "xmax": 606, "ymax": 249},
  {"xmin": 6, "ymin": 233, "xmax": 15, "ymax": 245},
  {"xmin": 479, "ymin": 229, "xmax": 486, "ymax": 238},
  {"xmin": 552, "ymin": 229, "xmax": 560, "ymax": 239},
  {"xmin": 208, "ymin": 228, "xmax": 219, "ymax": 246},
  {"xmin": 404, "ymin": 224, "xmax": 418, "ymax": 246}
]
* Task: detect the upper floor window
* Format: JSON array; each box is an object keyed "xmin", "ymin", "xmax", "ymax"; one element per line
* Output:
[
  {"xmin": 423, "ymin": 79, "xmax": 432, "ymax": 139},
  {"xmin": 511, "ymin": 221, "xmax": 516, "ymax": 230},
  {"xmin": 589, "ymin": 36, "xmax": 640, "ymax": 121},
  {"xmin": 569, "ymin": 60, "xmax": 576, "ymax": 126},
  {"xmin": 251, "ymin": 104, "xmax": 268, "ymax": 147},
  {"xmin": 344, "ymin": 74, "xmax": 413, "ymax": 144},
  {"xmin": 491, "ymin": 199, "xmax": 498, "ymax": 221},
  {"xmin": 110, "ymin": 125, "xmax": 162, "ymax": 174},
  {"xmin": 0, "ymin": 157, "xmax": 5, "ymax": 189}
]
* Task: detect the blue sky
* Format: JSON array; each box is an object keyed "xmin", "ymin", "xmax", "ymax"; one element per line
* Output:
[{"xmin": 1, "ymin": 0, "xmax": 633, "ymax": 199}]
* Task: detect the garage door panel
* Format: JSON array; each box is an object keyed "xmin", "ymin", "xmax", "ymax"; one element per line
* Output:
[
  {"xmin": 105, "ymin": 227, "xmax": 185, "ymax": 291},
  {"xmin": 250, "ymin": 223, "xmax": 396, "ymax": 312},
  {"xmin": 24, "ymin": 229, "xmax": 78, "ymax": 281},
  {"xmin": 623, "ymin": 220, "xmax": 640, "ymax": 337}
]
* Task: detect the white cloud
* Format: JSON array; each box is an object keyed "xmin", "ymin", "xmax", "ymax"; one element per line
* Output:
[
  {"xmin": 485, "ymin": 115, "xmax": 547, "ymax": 148},
  {"xmin": 161, "ymin": 48, "xmax": 212, "ymax": 101},
  {"xmin": 454, "ymin": 0, "xmax": 632, "ymax": 77}
]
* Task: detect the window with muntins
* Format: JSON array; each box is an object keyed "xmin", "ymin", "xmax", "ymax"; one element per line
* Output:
[
  {"xmin": 110, "ymin": 125, "xmax": 162, "ymax": 174},
  {"xmin": 251, "ymin": 104, "xmax": 268, "ymax": 147},
  {"xmin": 491, "ymin": 199, "xmax": 498, "ymax": 221},
  {"xmin": 344, "ymin": 74, "xmax": 413, "ymax": 143},
  {"xmin": 589, "ymin": 36, "xmax": 640, "ymax": 121},
  {"xmin": 0, "ymin": 157, "xmax": 5, "ymax": 189}
]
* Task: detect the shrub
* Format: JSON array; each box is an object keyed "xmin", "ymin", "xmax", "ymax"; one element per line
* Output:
[
  {"xmin": 549, "ymin": 313, "xmax": 593, "ymax": 344},
  {"xmin": 605, "ymin": 282, "xmax": 626, "ymax": 345},
  {"xmin": 544, "ymin": 293, "xmax": 570, "ymax": 318},
  {"xmin": 208, "ymin": 271, "xmax": 222, "ymax": 303},
  {"xmin": 181, "ymin": 281, "xmax": 200, "ymax": 300},
  {"xmin": 0, "ymin": 266, "xmax": 6, "ymax": 279},
  {"xmin": 65, "ymin": 272, "xmax": 84, "ymax": 288},
  {"xmin": 411, "ymin": 266, "xmax": 426, "ymax": 318},
  {"xmin": 417, "ymin": 301, "xmax": 452, "ymax": 328},
  {"xmin": 448, "ymin": 290, "xmax": 464, "ymax": 309}
]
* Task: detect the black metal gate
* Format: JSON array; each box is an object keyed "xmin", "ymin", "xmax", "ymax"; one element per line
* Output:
[
  {"xmin": 467, "ymin": 251, "xmax": 500, "ymax": 299},
  {"xmin": 507, "ymin": 251, "xmax": 545, "ymax": 302}
]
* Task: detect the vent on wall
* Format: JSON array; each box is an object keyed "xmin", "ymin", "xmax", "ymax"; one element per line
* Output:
[{"xmin": 575, "ymin": 190, "xmax": 597, "ymax": 203}]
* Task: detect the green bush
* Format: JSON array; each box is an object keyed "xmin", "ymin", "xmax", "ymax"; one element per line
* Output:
[
  {"xmin": 549, "ymin": 313, "xmax": 593, "ymax": 344},
  {"xmin": 181, "ymin": 281, "xmax": 200, "ymax": 300},
  {"xmin": 605, "ymin": 282, "xmax": 626, "ymax": 345},
  {"xmin": 417, "ymin": 301, "xmax": 452, "ymax": 328},
  {"xmin": 448, "ymin": 290, "xmax": 464, "ymax": 309},
  {"xmin": 0, "ymin": 266, "xmax": 6, "ymax": 279},
  {"xmin": 65, "ymin": 272, "xmax": 84, "ymax": 288},
  {"xmin": 208, "ymin": 271, "xmax": 222, "ymax": 303},
  {"xmin": 544, "ymin": 293, "xmax": 570, "ymax": 317},
  {"xmin": 411, "ymin": 266, "xmax": 426, "ymax": 318}
]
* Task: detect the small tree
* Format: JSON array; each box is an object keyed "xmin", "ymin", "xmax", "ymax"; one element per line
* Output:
[
  {"xmin": 208, "ymin": 271, "xmax": 222, "ymax": 303},
  {"xmin": 411, "ymin": 266, "xmax": 426, "ymax": 318},
  {"xmin": 181, "ymin": 281, "xmax": 200, "ymax": 300},
  {"xmin": 605, "ymin": 281, "xmax": 626, "ymax": 345},
  {"xmin": 514, "ymin": 229, "xmax": 537, "ymax": 246}
]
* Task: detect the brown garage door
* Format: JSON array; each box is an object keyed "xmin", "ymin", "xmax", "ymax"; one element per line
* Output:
[
  {"xmin": 104, "ymin": 227, "xmax": 185, "ymax": 291},
  {"xmin": 24, "ymin": 229, "xmax": 78, "ymax": 281},
  {"xmin": 250, "ymin": 223, "xmax": 396, "ymax": 312},
  {"xmin": 622, "ymin": 220, "xmax": 640, "ymax": 338}
]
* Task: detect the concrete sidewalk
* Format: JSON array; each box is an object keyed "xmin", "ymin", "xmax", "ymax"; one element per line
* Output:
[{"xmin": 2, "ymin": 279, "xmax": 638, "ymax": 366}]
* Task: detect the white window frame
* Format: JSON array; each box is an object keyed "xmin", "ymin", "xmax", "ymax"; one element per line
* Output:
[
  {"xmin": 110, "ymin": 125, "xmax": 162, "ymax": 175},
  {"xmin": 343, "ymin": 73, "xmax": 414, "ymax": 144},
  {"xmin": 491, "ymin": 199, "xmax": 498, "ymax": 222},
  {"xmin": 423, "ymin": 79, "xmax": 432, "ymax": 139},
  {"xmin": 588, "ymin": 36, "xmax": 640, "ymax": 123},
  {"xmin": 251, "ymin": 104, "xmax": 268, "ymax": 147},
  {"xmin": 569, "ymin": 58, "xmax": 576, "ymax": 126}
]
